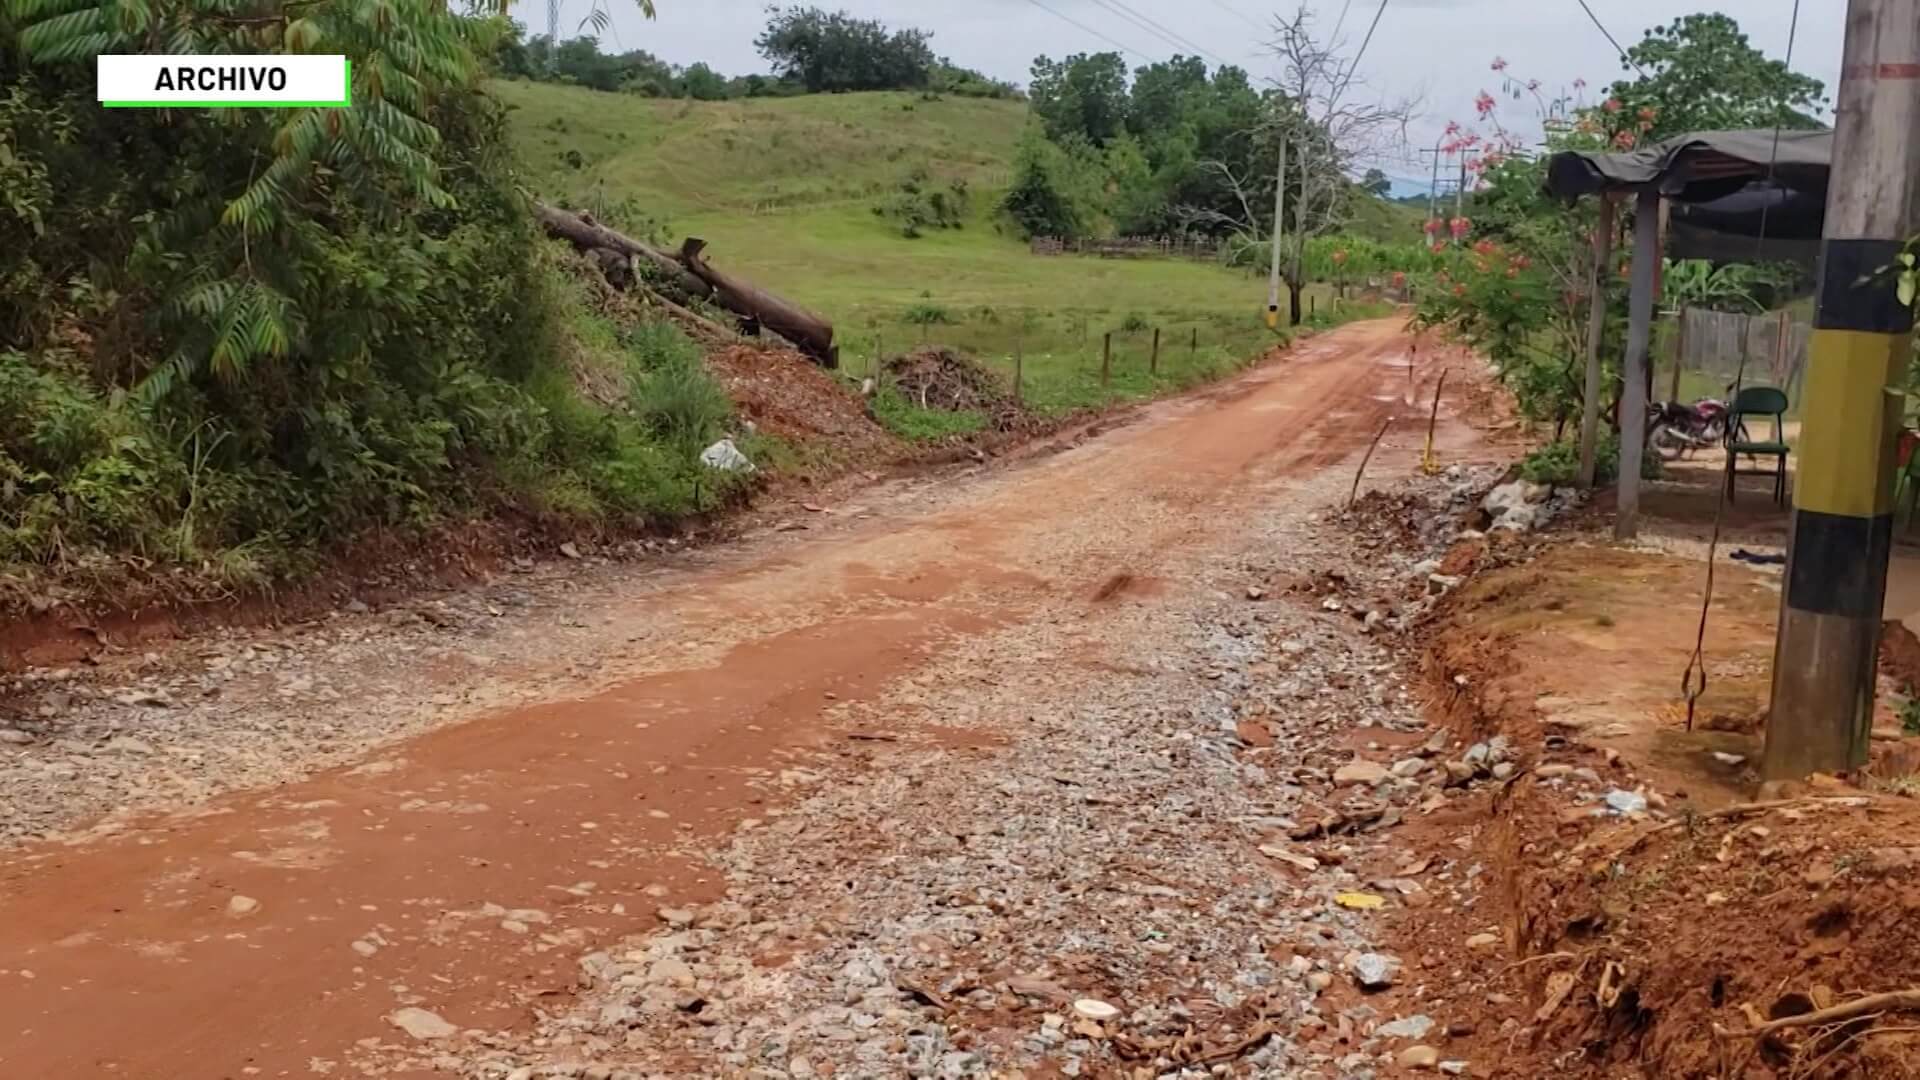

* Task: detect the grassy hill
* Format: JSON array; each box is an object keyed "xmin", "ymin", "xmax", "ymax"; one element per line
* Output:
[{"xmin": 494, "ymin": 80, "xmax": 1392, "ymax": 415}]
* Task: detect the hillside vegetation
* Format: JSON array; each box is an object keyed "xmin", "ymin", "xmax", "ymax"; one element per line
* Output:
[{"xmin": 498, "ymin": 80, "xmax": 1407, "ymax": 400}]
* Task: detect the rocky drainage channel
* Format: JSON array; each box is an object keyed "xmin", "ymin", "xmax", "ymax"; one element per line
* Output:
[{"xmin": 346, "ymin": 464, "xmax": 1559, "ymax": 1080}]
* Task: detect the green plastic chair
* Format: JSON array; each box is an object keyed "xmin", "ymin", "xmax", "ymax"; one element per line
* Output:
[{"xmin": 1724, "ymin": 385, "xmax": 1790, "ymax": 505}]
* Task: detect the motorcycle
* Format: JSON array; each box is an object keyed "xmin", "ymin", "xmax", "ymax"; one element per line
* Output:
[{"xmin": 1648, "ymin": 397, "xmax": 1728, "ymax": 460}]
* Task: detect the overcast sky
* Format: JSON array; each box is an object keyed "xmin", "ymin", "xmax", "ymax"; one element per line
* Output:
[{"xmin": 512, "ymin": 0, "xmax": 1845, "ymax": 191}]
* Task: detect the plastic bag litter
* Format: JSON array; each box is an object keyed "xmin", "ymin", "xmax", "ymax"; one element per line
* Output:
[{"xmin": 700, "ymin": 438, "xmax": 755, "ymax": 473}]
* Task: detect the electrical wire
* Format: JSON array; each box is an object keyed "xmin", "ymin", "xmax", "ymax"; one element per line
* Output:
[
  {"xmin": 1329, "ymin": 0, "xmax": 1356, "ymax": 44},
  {"xmin": 1203, "ymin": 0, "xmax": 1266, "ymax": 33},
  {"xmin": 1019, "ymin": 0, "xmax": 1156, "ymax": 62},
  {"xmin": 1572, "ymin": 0, "xmax": 1649, "ymax": 79},
  {"xmin": 1329, "ymin": 0, "xmax": 1390, "ymax": 105},
  {"xmin": 1680, "ymin": 0, "xmax": 1802, "ymax": 730},
  {"xmin": 1087, "ymin": 0, "xmax": 1231, "ymax": 66}
]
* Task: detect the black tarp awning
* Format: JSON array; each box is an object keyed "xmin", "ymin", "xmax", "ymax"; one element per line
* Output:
[{"xmin": 1545, "ymin": 129, "xmax": 1832, "ymax": 264}]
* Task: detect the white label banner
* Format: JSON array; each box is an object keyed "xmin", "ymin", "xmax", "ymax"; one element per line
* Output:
[{"xmin": 98, "ymin": 54, "xmax": 350, "ymax": 107}]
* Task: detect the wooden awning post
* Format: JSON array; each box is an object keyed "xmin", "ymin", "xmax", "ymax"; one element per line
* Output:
[
  {"xmin": 1615, "ymin": 188, "xmax": 1662, "ymax": 540},
  {"xmin": 1576, "ymin": 194, "xmax": 1616, "ymax": 488}
]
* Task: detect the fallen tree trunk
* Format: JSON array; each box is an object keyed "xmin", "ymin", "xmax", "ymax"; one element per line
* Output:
[
  {"xmin": 533, "ymin": 202, "xmax": 837, "ymax": 367},
  {"xmin": 678, "ymin": 238, "xmax": 835, "ymax": 367},
  {"xmin": 532, "ymin": 202, "xmax": 711, "ymax": 301}
]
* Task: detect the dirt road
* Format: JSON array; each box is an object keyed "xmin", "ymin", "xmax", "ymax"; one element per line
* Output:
[{"xmin": 0, "ymin": 320, "xmax": 1498, "ymax": 1078}]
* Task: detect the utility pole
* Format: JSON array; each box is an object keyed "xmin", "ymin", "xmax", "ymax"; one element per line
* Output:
[
  {"xmin": 1765, "ymin": 0, "xmax": 1920, "ymax": 781},
  {"xmin": 1418, "ymin": 139, "xmax": 1446, "ymax": 226},
  {"xmin": 547, "ymin": 0, "xmax": 561, "ymax": 70},
  {"xmin": 1454, "ymin": 153, "xmax": 1467, "ymax": 224},
  {"xmin": 1267, "ymin": 131, "xmax": 1288, "ymax": 330}
]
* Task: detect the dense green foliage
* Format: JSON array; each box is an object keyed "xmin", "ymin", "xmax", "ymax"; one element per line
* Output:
[
  {"xmin": 1011, "ymin": 52, "xmax": 1276, "ymax": 240},
  {"xmin": 755, "ymin": 6, "xmax": 932, "ymax": 94},
  {"xmin": 493, "ymin": 10, "xmax": 1013, "ymax": 101},
  {"xmin": 496, "ymin": 33, "xmax": 770, "ymax": 99},
  {"xmin": 872, "ymin": 169, "xmax": 970, "ymax": 238},
  {"xmin": 0, "ymin": 0, "xmax": 746, "ymax": 601},
  {"xmin": 1606, "ymin": 13, "xmax": 1827, "ymax": 139}
]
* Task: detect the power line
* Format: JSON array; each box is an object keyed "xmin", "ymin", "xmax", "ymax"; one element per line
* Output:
[
  {"xmin": 1085, "ymin": 0, "xmax": 1230, "ymax": 67},
  {"xmin": 1203, "ymin": 0, "xmax": 1266, "ymax": 33},
  {"xmin": 1330, "ymin": 0, "xmax": 1390, "ymax": 104},
  {"xmin": 1329, "ymin": 0, "xmax": 1356, "ymax": 43},
  {"xmin": 1019, "ymin": 0, "xmax": 1156, "ymax": 62},
  {"xmin": 1572, "ymin": 0, "xmax": 1649, "ymax": 79}
]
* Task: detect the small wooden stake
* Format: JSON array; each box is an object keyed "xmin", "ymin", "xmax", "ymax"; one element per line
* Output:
[
  {"xmin": 1191, "ymin": 326, "xmax": 1199, "ymax": 358},
  {"xmin": 1102, "ymin": 332, "xmax": 1112, "ymax": 390},
  {"xmin": 1150, "ymin": 327, "xmax": 1161, "ymax": 374},
  {"xmin": 1423, "ymin": 367, "xmax": 1450, "ymax": 474},
  {"xmin": 1349, "ymin": 416, "xmax": 1395, "ymax": 507}
]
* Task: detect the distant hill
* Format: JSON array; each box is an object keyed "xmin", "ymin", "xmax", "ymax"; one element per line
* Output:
[{"xmin": 495, "ymin": 79, "xmax": 1424, "ymax": 247}]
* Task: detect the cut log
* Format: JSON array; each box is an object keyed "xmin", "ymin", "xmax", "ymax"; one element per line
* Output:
[
  {"xmin": 532, "ymin": 202, "xmax": 711, "ymax": 301},
  {"xmin": 679, "ymin": 238, "xmax": 836, "ymax": 367},
  {"xmin": 533, "ymin": 202, "xmax": 837, "ymax": 367}
]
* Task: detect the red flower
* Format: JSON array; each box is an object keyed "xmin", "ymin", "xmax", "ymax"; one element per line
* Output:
[
  {"xmin": 1423, "ymin": 217, "xmax": 1444, "ymax": 235},
  {"xmin": 1475, "ymin": 91, "xmax": 1497, "ymax": 117},
  {"xmin": 1511, "ymin": 254, "xmax": 1531, "ymax": 269},
  {"xmin": 1613, "ymin": 130, "xmax": 1638, "ymax": 149},
  {"xmin": 1449, "ymin": 216, "xmax": 1471, "ymax": 239},
  {"xmin": 1505, "ymin": 266, "xmax": 1519, "ymax": 278},
  {"xmin": 1472, "ymin": 238, "xmax": 1496, "ymax": 256},
  {"xmin": 1453, "ymin": 283, "xmax": 1468, "ymax": 297},
  {"xmin": 1637, "ymin": 106, "xmax": 1657, "ymax": 121},
  {"xmin": 1603, "ymin": 98, "xmax": 1622, "ymax": 113},
  {"xmin": 1472, "ymin": 258, "xmax": 1490, "ymax": 274},
  {"xmin": 1332, "ymin": 249, "xmax": 1350, "ymax": 265},
  {"xmin": 1431, "ymin": 242, "xmax": 1449, "ymax": 255},
  {"xmin": 1490, "ymin": 57, "xmax": 1509, "ymax": 72},
  {"xmin": 1391, "ymin": 271, "xmax": 1407, "ymax": 288}
]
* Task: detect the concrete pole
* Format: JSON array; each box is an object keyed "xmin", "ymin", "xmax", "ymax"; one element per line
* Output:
[
  {"xmin": 1577, "ymin": 195, "xmax": 1616, "ymax": 488},
  {"xmin": 1614, "ymin": 188, "xmax": 1660, "ymax": 540},
  {"xmin": 1765, "ymin": 0, "xmax": 1920, "ymax": 781},
  {"xmin": 1266, "ymin": 133, "xmax": 1288, "ymax": 330}
]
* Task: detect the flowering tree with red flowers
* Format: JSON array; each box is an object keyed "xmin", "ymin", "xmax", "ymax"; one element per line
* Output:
[{"xmin": 1412, "ymin": 61, "xmax": 1632, "ymax": 435}]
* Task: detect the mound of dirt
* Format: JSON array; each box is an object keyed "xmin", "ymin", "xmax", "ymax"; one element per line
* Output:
[
  {"xmin": 1400, "ymin": 545, "xmax": 1920, "ymax": 1080},
  {"xmin": 705, "ymin": 344, "xmax": 899, "ymax": 463},
  {"xmin": 883, "ymin": 347, "xmax": 1031, "ymax": 433}
]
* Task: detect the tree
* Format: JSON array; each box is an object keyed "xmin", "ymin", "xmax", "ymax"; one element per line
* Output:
[
  {"xmin": 1360, "ymin": 168, "xmax": 1392, "ymax": 198},
  {"xmin": 1028, "ymin": 53, "xmax": 1131, "ymax": 146},
  {"xmin": 1000, "ymin": 130, "xmax": 1088, "ymax": 239},
  {"xmin": 1263, "ymin": 5, "xmax": 1416, "ymax": 323},
  {"xmin": 754, "ymin": 6, "xmax": 934, "ymax": 93},
  {"xmin": 679, "ymin": 62, "xmax": 729, "ymax": 100},
  {"xmin": 1608, "ymin": 13, "xmax": 1827, "ymax": 139}
]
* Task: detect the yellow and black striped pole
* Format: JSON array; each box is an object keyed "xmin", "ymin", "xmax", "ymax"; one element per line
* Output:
[{"xmin": 1764, "ymin": 1, "xmax": 1920, "ymax": 780}]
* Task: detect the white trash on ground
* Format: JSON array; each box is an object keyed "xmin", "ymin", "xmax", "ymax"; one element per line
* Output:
[{"xmin": 700, "ymin": 437, "xmax": 756, "ymax": 473}]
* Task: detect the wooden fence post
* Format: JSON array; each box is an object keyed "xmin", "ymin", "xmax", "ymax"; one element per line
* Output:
[
  {"xmin": 1014, "ymin": 330, "xmax": 1024, "ymax": 404},
  {"xmin": 1150, "ymin": 327, "xmax": 1161, "ymax": 374},
  {"xmin": 1670, "ymin": 305, "xmax": 1688, "ymax": 402},
  {"xmin": 1190, "ymin": 326, "xmax": 1199, "ymax": 359},
  {"xmin": 1102, "ymin": 332, "xmax": 1112, "ymax": 389}
]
